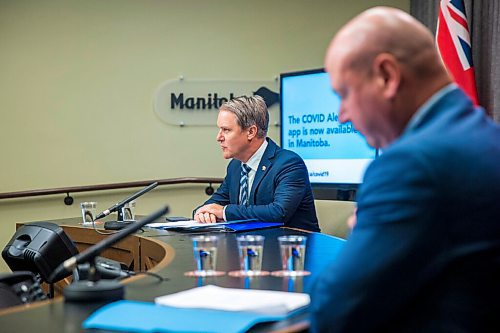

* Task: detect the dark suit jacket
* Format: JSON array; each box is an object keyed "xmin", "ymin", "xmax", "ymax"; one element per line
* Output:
[
  {"xmin": 310, "ymin": 88, "xmax": 500, "ymax": 332},
  {"xmin": 201, "ymin": 138, "xmax": 320, "ymax": 232}
]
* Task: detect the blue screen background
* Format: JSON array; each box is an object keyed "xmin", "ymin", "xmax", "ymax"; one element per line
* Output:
[{"xmin": 281, "ymin": 72, "xmax": 376, "ymax": 160}]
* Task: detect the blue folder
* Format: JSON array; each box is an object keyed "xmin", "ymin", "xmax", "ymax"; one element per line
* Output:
[
  {"xmin": 163, "ymin": 220, "xmax": 283, "ymax": 233},
  {"xmin": 83, "ymin": 300, "xmax": 293, "ymax": 333},
  {"xmin": 216, "ymin": 221, "xmax": 283, "ymax": 232}
]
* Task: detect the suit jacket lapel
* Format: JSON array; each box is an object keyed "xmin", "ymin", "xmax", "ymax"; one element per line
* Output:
[
  {"xmin": 229, "ymin": 161, "xmax": 241, "ymax": 204},
  {"xmin": 249, "ymin": 139, "xmax": 277, "ymax": 204}
]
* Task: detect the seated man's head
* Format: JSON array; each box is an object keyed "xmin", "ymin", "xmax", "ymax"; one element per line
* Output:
[{"xmin": 216, "ymin": 95, "xmax": 269, "ymax": 162}]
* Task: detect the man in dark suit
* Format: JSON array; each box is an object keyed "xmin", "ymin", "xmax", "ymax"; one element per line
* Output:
[
  {"xmin": 194, "ymin": 95, "xmax": 319, "ymax": 232},
  {"xmin": 310, "ymin": 7, "xmax": 500, "ymax": 332}
]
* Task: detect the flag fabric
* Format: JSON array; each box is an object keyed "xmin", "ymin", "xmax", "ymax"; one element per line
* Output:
[{"xmin": 436, "ymin": 0, "xmax": 479, "ymax": 105}]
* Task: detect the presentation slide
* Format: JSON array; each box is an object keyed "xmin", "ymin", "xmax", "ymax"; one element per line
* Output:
[{"xmin": 280, "ymin": 70, "xmax": 376, "ymax": 185}]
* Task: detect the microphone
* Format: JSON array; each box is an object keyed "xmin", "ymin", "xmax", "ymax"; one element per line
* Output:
[
  {"xmin": 48, "ymin": 205, "xmax": 168, "ymax": 285},
  {"xmin": 94, "ymin": 182, "xmax": 158, "ymax": 221}
]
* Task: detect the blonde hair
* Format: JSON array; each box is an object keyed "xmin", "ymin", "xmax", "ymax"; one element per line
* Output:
[{"xmin": 220, "ymin": 95, "xmax": 269, "ymax": 138}]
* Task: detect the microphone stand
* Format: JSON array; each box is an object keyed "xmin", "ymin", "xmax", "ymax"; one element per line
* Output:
[
  {"xmin": 101, "ymin": 182, "xmax": 158, "ymax": 230},
  {"xmin": 57, "ymin": 205, "xmax": 169, "ymax": 302},
  {"xmin": 104, "ymin": 204, "xmax": 132, "ymax": 230}
]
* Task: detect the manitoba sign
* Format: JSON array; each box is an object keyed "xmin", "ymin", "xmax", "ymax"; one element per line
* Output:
[{"xmin": 154, "ymin": 78, "xmax": 279, "ymax": 126}]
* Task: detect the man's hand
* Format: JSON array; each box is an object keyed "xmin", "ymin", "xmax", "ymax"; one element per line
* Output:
[{"xmin": 194, "ymin": 204, "xmax": 225, "ymax": 223}]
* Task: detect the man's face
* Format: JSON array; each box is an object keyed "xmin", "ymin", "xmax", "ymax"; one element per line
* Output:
[
  {"xmin": 327, "ymin": 55, "xmax": 390, "ymax": 149},
  {"xmin": 216, "ymin": 110, "xmax": 250, "ymax": 160}
]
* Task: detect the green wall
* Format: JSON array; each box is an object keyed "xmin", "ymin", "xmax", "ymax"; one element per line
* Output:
[{"xmin": 0, "ymin": 0, "xmax": 409, "ymax": 272}]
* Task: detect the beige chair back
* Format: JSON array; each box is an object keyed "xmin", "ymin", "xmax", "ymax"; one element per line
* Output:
[{"xmin": 315, "ymin": 200, "xmax": 355, "ymax": 239}]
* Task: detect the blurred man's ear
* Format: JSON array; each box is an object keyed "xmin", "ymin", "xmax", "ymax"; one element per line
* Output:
[
  {"xmin": 374, "ymin": 53, "xmax": 400, "ymax": 99},
  {"xmin": 347, "ymin": 208, "xmax": 357, "ymax": 230}
]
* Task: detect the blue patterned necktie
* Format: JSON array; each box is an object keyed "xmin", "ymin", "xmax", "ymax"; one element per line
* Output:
[{"xmin": 239, "ymin": 163, "xmax": 251, "ymax": 206}]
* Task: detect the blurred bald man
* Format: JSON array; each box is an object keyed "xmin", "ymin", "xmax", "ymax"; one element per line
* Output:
[{"xmin": 310, "ymin": 7, "xmax": 500, "ymax": 333}]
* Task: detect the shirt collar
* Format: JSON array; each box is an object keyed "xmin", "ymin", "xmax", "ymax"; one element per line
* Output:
[
  {"xmin": 404, "ymin": 83, "xmax": 458, "ymax": 134},
  {"xmin": 245, "ymin": 139, "xmax": 268, "ymax": 172}
]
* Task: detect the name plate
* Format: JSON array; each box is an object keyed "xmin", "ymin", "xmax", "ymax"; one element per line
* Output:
[{"xmin": 154, "ymin": 77, "xmax": 279, "ymax": 126}]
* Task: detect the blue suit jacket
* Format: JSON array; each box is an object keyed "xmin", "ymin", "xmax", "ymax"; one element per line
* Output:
[
  {"xmin": 310, "ymin": 88, "xmax": 500, "ymax": 332},
  {"xmin": 202, "ymin": 138, "xmax": 319, "ymax": 232}
]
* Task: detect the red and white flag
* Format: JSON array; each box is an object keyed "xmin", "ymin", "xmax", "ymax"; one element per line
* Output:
[{"xmin": 436, "ymin": 0, "xmax": 479, "ymax": 105}]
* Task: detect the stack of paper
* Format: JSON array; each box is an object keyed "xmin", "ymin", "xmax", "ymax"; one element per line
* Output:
[
  {"xmin": 83, "ymin": 286, "xmax": 310, "ymax": 332},
  {"xmin": 147, "ymin": 219, "xmax": 207, "ymax": 229},
  {"xmin": 147, "ymin": 220, "xmax": 283, "ymax": 233},
  {"xmin": 155, "ymin": 285, "xmax": 310, "ymax": 315}
]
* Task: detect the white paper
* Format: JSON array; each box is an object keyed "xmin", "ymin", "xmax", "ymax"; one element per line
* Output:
[
  {"xmin": 147, "ymin": 219, "xmax": 252, "ymax": 230},
  {"xmin": 154, "ymin": 285, "xmax": 310, "ymax": 314},
  {"xmin": 147, "ymin": 220, "xmax": 202, "ymax": 228}
]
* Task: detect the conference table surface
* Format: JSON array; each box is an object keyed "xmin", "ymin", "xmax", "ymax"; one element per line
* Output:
[{"xmin": 0, "ymin": 217, "xmax": 346, "ymax": 332}]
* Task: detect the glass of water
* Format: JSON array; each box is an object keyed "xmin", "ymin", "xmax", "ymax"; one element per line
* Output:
[
  {"xmin": 120, "ymin": 200, "xmax": 136, "ymax": 221},
  {"xmin": 272, "ymin": 235, "xmax": 310, "ymax": 277},
  {"xmin": 229, "ymin": 235, "xmax": 269, "ymax": 277},
  {"xmin": 80, "ymin": 202, "xmax": 97, "ymax": 225},
  {"xmin": 185, "ymin": 235, "xmax": 225, "ymax": 277}
]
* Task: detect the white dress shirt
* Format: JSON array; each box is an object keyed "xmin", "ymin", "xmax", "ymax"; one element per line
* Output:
[{"xmin": 222, "ymin": 139, "xmax": 268, "ymax": 221}]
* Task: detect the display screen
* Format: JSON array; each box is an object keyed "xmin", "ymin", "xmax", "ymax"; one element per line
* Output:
[{"xmin": 280, "ymin": 68, "xmax": 377, "ymax": 186}]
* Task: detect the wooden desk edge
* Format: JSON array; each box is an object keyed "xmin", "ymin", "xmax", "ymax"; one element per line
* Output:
[{"xmin": 124, "ymin": 234, "xmax": 175, "ymax": 283}]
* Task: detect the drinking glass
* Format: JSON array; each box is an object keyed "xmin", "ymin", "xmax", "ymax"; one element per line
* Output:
[
  {"xmin": 271, "ymin": 235, "xmax": 310, "ymax": 277},
  {"xmin": 184, "ymin": 235, "xmax": 225, "ymax": 277},
  {"xmin": 229, "ymin": 235, "xmax": 269, "ymax": 277}
]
